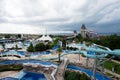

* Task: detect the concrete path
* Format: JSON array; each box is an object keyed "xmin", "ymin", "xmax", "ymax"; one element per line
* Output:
[
  {"xmin": 55, "ymin": 59, "xmax": 69, "ymax": 80},
  {"xmin": 104, "ymin": 69, "xmax": 120, "ymax": 79}
]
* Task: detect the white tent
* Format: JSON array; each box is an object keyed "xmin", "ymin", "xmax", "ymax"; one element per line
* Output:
[{"xmin": 36, "ymin": 35, "xmax": 53, "ymax": 42}]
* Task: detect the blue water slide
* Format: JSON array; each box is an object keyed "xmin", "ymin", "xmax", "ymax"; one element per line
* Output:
[
  {"xmin": 1, "ymin": 50, "xmax": 25, "ymax": 57},
  {"xmin": 64, "ymin": 50, "xmax": 108, "ymax": 58}
]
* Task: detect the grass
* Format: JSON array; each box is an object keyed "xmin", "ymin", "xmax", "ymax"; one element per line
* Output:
[
  {"xmin": 65, "ymin": 70, "xmax": 91, "ymax": 80},
  {"xmin": 104, "ymin": 60, "xmax": 120, "ymax": 74}
]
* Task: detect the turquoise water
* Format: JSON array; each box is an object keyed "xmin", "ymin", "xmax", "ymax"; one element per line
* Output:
[
  {"xmin": 76, "ymin": 44, "xmax": 85, "ymax": 46},
  {"xmin": 2, "ymin": 50, "xmax": 25, "ymax": 56}
]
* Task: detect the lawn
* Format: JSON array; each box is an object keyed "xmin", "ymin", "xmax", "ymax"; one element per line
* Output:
[{"xmin": 104, "ymin": 60, "xmax": 120, "ymax": 74}]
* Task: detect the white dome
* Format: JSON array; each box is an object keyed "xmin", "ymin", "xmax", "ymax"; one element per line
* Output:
[{"xmin": 36, "ymin": 35, "xmax": 52, "ymax": 42}]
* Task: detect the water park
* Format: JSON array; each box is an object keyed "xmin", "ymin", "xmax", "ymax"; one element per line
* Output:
[{"xmin": 0, "ymin": 34, "xmax": 120, "ymax": 80}]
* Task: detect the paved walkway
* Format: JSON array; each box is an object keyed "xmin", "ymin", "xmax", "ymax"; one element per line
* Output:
[
  {"xmin": 55, "ymin": 59, "xmax": 69, "ymax": 80},
  {"xmin": 111, "ymin": 59, "xmax": 120, "ymax": 64},
  {"xmin": 104, "ymin": 69, "xmax": 120, "ymax": 79}
]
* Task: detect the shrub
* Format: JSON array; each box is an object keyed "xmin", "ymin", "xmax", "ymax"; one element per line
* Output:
[{"xmin": 0, "ymin": 64, "xmax": 23, "ymax": 72}]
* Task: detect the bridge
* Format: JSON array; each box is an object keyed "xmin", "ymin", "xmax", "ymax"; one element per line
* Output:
[{"xmin": 55, "ymin": 58, "xmax": 69, "ymax": 80}]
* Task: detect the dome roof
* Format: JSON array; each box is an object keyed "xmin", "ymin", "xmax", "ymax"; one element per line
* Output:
[{"xmin": 36, "ymin": 35, "xmax": 52, "ymax": 42}]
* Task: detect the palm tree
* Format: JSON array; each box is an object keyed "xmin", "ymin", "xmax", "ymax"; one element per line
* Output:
[{"xmin": 57, "ymin": 47, "xmax": 62, "ymax": 62}]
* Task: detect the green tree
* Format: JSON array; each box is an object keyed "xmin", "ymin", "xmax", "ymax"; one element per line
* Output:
[
  {"xmin": 80, "ymin": 73, "xmax": 91, "ymax": 80},
  {"xmin": 17, "ymin": 34, "xmax": 21, "ymax": 38},
  {"xmin": 57, "ymin": 47, "xmax": 62, "ymax": 62},
  {"xmin": 34, "ymin": 43, "xmax": 46, "ymax": 51},
  {"xmin": 2, "ymin": 43, "xmax": 5, "ymax": 49},
  {"xmin": 62, "ymin": 39, "xmax": 66, "ymax": 50},
  {"xmin": 27, "ymin": 43, "xmax": 35, "ymax": 52},
  {"xmin": 76, "ymin": 33, "xmax": 83, "ymax": 42},
  {"xmin": 15, "ymin": 44, "xmax": 19, "ymax": 50},
  {"xmin": 5, "ymin": 34, "xmax": 10, "ymax": 38}
]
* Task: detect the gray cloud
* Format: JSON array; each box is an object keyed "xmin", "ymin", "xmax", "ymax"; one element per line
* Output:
[{"xmin": 0, "ymin": 0, "xmax": 120, "ymax": 34}]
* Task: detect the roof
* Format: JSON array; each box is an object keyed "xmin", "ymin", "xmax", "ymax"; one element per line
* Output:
[
  {"xmin": 36, "ymin": 35, "xmax": 53, "ymax": 41},
  {"xmin": 81, "ymin": 24, "xmax": 86, "ymax": 29}
]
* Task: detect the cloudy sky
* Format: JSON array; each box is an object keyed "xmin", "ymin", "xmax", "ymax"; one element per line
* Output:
[{"xmin": 0, "ymin": 0, "xmax": 120, "ymax": 34}]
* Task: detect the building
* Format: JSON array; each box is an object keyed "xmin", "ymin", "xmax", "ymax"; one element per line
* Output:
[
  {"xmin": 80, "ymin": 24, "xmax": 99, "ymax": 39},
  {"xmin": 36, "ymin": 35, "xmax": 53, "ymax": 42},
  {"xmin": 73, "ymin": 30, "xmax": 77, "ymax": 37},
  {"xmin": 80, "ymin": 24, "xmax": 87, "ymax": 38}
]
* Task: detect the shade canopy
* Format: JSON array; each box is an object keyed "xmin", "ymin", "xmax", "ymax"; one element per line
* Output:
[{"xmin": 36, "ymin": 35, "xmax": 53, "ymax": 42}]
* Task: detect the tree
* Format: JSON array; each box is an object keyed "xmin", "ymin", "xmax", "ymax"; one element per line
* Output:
[
  {"xmin": 62, "ymin": 39, "xmax": 66, "ymax": 50},
  {"xmin": 27, "ymin": 43, "xmax": 35, "ymax": 52},
  {"xmin": 75, "ymin": 33, "xmax": 83, "ymax": 42},
  {"xmin": 15, "ymin": 44, "xmax": 19, "ymax": 50},
  {"xmin": 17, "ymin": 34, "xmax": 21, "ymax": 38},
  {"xmin": 2, "ymin": 43, "xmax": 5, "ymax": 49},
  {"xmin": 57, "ymin": 47, "xmax": 62, "ymax": 62},
  {"xmin": 5, "ymin": 34, "xmax": 10, "ymax": 38},
  {"xmin": 34, "ymin": 43, "xmax": 46, "ymax": 51}
]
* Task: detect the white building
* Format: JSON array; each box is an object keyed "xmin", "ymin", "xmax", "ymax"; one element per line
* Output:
[{"xmin": 36, "ymin": 35, "xmax": 53, "ymax": 42}]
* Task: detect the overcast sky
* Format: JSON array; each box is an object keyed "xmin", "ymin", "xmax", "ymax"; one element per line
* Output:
[{"xmin": 0, "ymin": 0, "xmax": 120, "ymax": 34}]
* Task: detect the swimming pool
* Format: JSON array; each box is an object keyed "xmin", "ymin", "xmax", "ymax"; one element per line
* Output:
[{"xmin": 20, "ymin": 71, "xmax": 46, "ymax": 80}]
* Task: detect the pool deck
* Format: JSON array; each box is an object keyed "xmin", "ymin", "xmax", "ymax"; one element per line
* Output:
[
  {"xmin": 0, "ymin": 71, "xmax": 20, "ymax": 79},
  {"xmin": 55, "ymin": 59, "xmax": 69, "ymax": 80}
]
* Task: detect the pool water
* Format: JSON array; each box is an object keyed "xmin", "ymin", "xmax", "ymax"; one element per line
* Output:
[
  {"xmin": 87, "ymin": 51, "xmax": 95, "ymax": 55},
  {"xmin": 20, "ymin": 71, "xmax": 46, "ymax": 80}
]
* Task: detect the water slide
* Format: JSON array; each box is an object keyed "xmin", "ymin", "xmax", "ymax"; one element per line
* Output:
[
  {"xmin": 64, "ymin": 43, "xmax": 120, "ymax": 58},
  {"xmin": 0, "ymin": 50, "xmax": 25, "ymax": 57},
  {"xmin": 35, "ymin": 43, "xmax": 120, "ymax": 60},
  {"xmin": 85, "ymin": 47, "xmax": 120, "ymax": 56}
]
